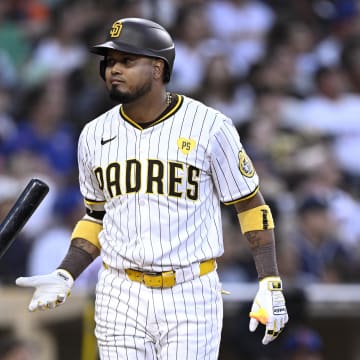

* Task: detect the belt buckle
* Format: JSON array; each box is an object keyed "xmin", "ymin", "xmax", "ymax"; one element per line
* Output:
[{"xmin": 143, "ymin": 270, "xmax": 176, "ymax": 288}]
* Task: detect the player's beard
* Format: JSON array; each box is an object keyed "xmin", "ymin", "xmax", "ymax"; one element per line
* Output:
[{"xmin": 108, "ymin": 80, "xmax": 152, "ymax": 104}]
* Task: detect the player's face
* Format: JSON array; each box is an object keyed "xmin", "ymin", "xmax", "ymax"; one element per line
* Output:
[{"xmin": 104, "ymin": 50, "xmax": 154, "ymax": 103}]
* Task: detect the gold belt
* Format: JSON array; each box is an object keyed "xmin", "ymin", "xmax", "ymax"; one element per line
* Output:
[{"xmin": 123, "ymin": 259, "xmax": 216, "ymax": 288}]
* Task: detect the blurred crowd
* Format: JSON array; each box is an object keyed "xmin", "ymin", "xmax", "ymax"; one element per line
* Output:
[
  {"xmin": 0, "ymin": 0, "xmax": 360, "ymax": 287},
  {"xmin": 1, "ymin": 0, "xmax": 360, "ymax": 358}
]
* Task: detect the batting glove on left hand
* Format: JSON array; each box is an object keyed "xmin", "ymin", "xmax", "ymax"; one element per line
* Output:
[
  {"xmin": 16, "ymin": 269, "xmax": 74, "ymax": 312},
  {"xmin": 249, "ymin": 276, "xmax": 288, "ymax": 345}
]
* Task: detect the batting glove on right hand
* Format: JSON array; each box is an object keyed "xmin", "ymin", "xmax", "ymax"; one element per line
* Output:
[
  {"xmin": 249, "ymin": 276, "xmax": 288, "ymax": 345},
  {"xmin": 16, "ymin": 269, "xmax": 74, "ymax": 312}
]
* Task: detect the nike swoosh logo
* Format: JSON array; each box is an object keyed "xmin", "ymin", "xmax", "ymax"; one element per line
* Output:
[{"xmin": 101, "ymin": 136, "xmax": 117, "ymax": 145}]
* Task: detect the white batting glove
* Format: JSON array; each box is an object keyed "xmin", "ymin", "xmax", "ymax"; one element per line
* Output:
[
  {"xmin": 16, "ymin": 269, "xmax": 74, "ymax": 312},
  {"xmin": 249, "ymin": 276, "xmax": 288, "ymax": 345}
]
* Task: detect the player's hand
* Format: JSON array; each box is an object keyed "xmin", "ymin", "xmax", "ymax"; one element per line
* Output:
[
  {"xmin": 15, "ymin": 269, "xmax": 74, "ymax": 311},
  {"xmin": 249, "ymin": 276, "xmax": 288, "ymax": 345}
]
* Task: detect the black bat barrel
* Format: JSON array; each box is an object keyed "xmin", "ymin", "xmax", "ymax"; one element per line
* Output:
[{"xmin": 0, "ymin": 178, "xmax": 49, "ymax": 259}]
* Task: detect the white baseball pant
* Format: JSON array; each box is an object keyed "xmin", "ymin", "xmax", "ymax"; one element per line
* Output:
[{"xmin": 95, "ymin": 267, "xmax": 223, "ymax": 359}]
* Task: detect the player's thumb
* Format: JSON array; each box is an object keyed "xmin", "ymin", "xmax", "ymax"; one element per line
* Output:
[{"xmin": 249, "ymin": 306, "xmax": 269, "ymax": 332}]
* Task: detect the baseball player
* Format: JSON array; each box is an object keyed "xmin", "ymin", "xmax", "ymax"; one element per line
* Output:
[{"xmin": 16, "ymin": 18, "xmax": 288, "ymax": 359}]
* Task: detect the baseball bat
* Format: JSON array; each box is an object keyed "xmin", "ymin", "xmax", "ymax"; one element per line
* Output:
[{"xmin": 0, "ymin": 178, "xmax": 49, "ymax": 259}]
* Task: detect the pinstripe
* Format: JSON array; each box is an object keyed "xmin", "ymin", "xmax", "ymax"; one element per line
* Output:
[
  {"xmin": 164, "ymin": 115, "xmax": 174, "ymax": 268},
  {"xmin": 198, "ymin": 111, "xmax": 221, "ymax": 260},
  {"xmin": 214, "ymin": 131, "xmax": 241, "ymax": 186},
  {"xmin": 147, "ymin": 125, "xmax": 159, "ymax": 269},
  {"xmin": 199, "ymin": 275, "xmax": 208, "ymax": 359},
  {"xmin": 191, "ymin": 280, "xmax": 199, "ymax": 360},
  {"xmin": 132, "ymin": 282, "xmax": 141, "ymax": 360},
  {"xmin": 122, "ymin": 279, "xmax": 131, "ymax": 359},
  {"xmin": 143, "ymin": 288, "xmax": 151, "ymax": 360},
  {"xmin": 150, "ymin": 288, "xmax": 161, "ymax": 353},
  {"xmin": 162, "ymin": 288, "xmax": 173, "ymax": 359},
  {"xmin": 171, "ymin": 100, "xmax": 195, "ymax": 284},
  {"xmin": 113, "ymin": 113, "xmax": 122, "ymax": 270},
  {"xmin": 206, "ymin": 275, "xmax": 214, "ymax": 360},
  {"xmin": 212, "ymin": 139, "xmax": 240, "ymax": 194}
]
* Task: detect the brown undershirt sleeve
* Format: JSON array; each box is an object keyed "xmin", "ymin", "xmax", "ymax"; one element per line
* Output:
[
  {"xmin": 245, "ymin": 230, "xmax": 279, "ymax": 280},
  {"xmin": 57, "ymin": 238, "xmax": 100, "ymax": 280}
]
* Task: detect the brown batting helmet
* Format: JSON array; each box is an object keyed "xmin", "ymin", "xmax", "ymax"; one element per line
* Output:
[{"xmin": 91, "ymin": 18, "xmax": 175, "ymax": 83}]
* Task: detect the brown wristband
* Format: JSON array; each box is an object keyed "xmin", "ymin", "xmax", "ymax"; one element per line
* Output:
[
  {"xmin": 57, "ymin": 244, "xmax": 95, "ymax": 280},
  {"xmin": 252, "ymin": 241, "xmax": 279, "ymax": 280}
]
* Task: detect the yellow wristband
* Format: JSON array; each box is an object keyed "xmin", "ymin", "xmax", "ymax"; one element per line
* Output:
[
  {"xmin": 237, "ymin": 205, "xmax": 274, "ymax": 234},
  {"xmin": 71, "ymin": 220, "xmax": 102, "ymax": 249}
]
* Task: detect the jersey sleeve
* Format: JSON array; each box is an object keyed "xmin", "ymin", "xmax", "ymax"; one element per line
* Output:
[
  {"xmin": 78, "ymin": 125, "xmax": 106, "ymax": 205},
  {"xmin": 209, "ymin": 116, "xmax": 259, "ymax": 204}
]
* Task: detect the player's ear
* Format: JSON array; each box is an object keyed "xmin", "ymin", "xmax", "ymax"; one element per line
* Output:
[{"xmin": 152, "ymin": 59, "xmax": 164, "ymax": 80}]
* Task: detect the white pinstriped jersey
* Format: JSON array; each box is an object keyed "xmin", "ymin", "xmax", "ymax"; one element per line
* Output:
[{"xmin": 78, "ymin": 95, "xmax": 259, "ymax": 272}]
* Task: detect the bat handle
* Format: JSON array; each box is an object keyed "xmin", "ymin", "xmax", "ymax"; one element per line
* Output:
[{"xmin": 0, "ymin": 178, "xmax": 49, "ymax": 259}]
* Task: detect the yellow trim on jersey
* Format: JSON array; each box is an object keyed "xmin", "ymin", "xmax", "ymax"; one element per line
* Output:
[
  {"xmin": 120, "ymin": 95, "xmax": 183, "ymax": 130},
  {"xmin": 71, "ymin": 220, "xmax": 102, "ymax": 249},
  {"xmin": 151, "ymin": 94, "xmax": 183, "ymax": 126},
  {"xmin": 223, "ymin": 186, "xmax": 259, "ymax": 205},
  {"xmin": 120, "ymin": 109, "xmax": 143, "ymax": 129},
  {"xmin": 237, "ymin": 204, "xmax": 275, "ymax": 234}
]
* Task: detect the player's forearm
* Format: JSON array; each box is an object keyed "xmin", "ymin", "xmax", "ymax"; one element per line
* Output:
[
  {"xmin": 234, "ymin": 191, "xmax": 279, "ymax": 279},
  {"xmin": 58, "ymin": 238, "xmax": 100, "ymax": 280},
  {"xmin": 245, "ymin": 230, "xmax": 279, "ymax": 280}
]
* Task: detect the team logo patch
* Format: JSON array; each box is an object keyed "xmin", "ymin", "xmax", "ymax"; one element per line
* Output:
[
  {"xmin": 177, "ymin": 138, "xmax": 196, "ymax": 155},
  {"xmin": 238, "ymin": 149, "xmax": 255, "ymax": 177},
  {"xmin": 110, "ymin": 21, "xmax": 123, "ymax": 38}
]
